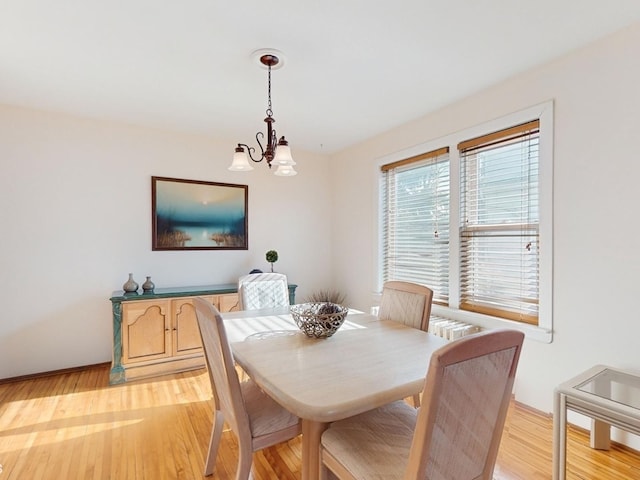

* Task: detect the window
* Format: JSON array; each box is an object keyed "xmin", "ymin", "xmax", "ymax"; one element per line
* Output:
[
  {"xmin": 381, "ymin": 147, "xmax": 450, "ymax": 304},
  {"xmin": 379, "ymin": 102, "xmax": 553, "ymax": 341},
  {"xmin": 458, "ymin": 121, "xmax": 539, "ymax": 325}
]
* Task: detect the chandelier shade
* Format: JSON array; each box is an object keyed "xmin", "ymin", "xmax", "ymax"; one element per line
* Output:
[{"xmin": 229, "ymin": 146, "xmax": 254, "ymax": 171}]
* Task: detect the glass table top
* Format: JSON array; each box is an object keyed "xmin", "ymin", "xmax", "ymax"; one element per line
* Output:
[{"xmin": 576, "ymin": 368, "xmax": 640, "ymax": 410}]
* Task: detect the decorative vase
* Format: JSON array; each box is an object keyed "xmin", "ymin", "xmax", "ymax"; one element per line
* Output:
[
  {"xmin": 122, "ymin": 273, "xmax": 139, "ymax": 293},
  {"xmin": 142, "ymin": 276, "xmax": 155, "ymax": 293}
]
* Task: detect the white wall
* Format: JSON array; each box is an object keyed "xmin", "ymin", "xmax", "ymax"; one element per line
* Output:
[
  {"xmin": 330, "ymin": 22, "xmax": 640, "ymax": 442},
  {"xmin": 0, "ymin": 105, "xmax": 332, "ymax": 379}
]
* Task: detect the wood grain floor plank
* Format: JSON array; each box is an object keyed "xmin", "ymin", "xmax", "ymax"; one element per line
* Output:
[{"xmin": 2, "ymin": 365, "xmax": 640, "ymax": 479}]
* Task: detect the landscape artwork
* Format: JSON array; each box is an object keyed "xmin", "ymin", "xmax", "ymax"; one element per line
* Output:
[{"xmin": 152, "ymin": 176, "xmax": 248, "ymax": 250}]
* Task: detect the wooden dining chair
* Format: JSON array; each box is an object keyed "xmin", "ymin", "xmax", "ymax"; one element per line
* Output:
[
  {"xmin": 319, "ymin": 329, "xmax": 525, "ymax": 480},
  {"xmin": 378, "ymin": 280, "xmax": 434, "ymax": 406},
  {"xmin": 193, "ymin": 297, "xmax": 301, "ymax": 478},
  {"xmin": 238, "ymin": 272, "xmax": 290, "ymax": 310}
]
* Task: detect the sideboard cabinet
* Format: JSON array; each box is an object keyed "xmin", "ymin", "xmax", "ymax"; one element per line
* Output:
[{"xmin": 109, "ymin": 283, "xmax": 297, "ymax": 384}]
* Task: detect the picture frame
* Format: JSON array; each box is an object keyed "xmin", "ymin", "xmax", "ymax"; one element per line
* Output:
[{"xmin": 151, "ymin": 176, "xmax": 248, "ymax": 251}]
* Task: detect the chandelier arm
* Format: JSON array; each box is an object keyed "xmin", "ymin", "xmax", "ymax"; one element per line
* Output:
[
  {"xmin": 238, "ymin": 142, "xmax": 264, "ymax": 163},
  {"xmin": 253, "ymin": 131, "xmax": 268, "ymax": 163}
]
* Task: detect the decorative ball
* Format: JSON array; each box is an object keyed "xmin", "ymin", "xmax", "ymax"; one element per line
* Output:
[{"xmin": 266, "ymin": 250, "xmax": 278, "ymax": 263}]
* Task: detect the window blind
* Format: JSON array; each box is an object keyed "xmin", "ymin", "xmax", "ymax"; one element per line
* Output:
[
  {"xmin": 381, "ymin": 147, "xmax": 450, "ymax": 305},
  {"xmin": 458, "ymin": 120, "xmax": 540, "ymax": 324}
]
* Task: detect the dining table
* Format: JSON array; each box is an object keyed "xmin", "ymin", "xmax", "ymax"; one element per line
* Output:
[{"xmin": 223, "ymin": 306, "xmax": 449, "ymax": 480}]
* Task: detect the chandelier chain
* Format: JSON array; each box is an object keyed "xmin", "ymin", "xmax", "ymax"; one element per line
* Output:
[{"xmin": 266, "ymin": 64, "xmax": 273, "ymax": 117}]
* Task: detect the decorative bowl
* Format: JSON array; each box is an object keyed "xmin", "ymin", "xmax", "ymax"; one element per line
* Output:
[{"xmin": 290, "ymin": 302, "xmax": 349, "ymax": 339}]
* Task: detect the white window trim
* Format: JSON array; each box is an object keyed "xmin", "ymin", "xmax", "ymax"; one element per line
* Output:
[{"xmin": 375, "ymin": 101, "xmax": 554, "ymax": 343}]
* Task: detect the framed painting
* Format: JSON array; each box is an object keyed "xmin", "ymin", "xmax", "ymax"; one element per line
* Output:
[{"xmin": 151, "ymin": 176, "xmax": 248, "ymax": 250}]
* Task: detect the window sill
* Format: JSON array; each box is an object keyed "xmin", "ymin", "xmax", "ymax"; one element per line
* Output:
[{"xmin": 431, "ymin": 304, "xmax": 553, "ymax": 343}]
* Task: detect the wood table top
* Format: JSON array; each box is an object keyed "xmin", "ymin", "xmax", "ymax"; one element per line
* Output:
[{"xmin": 225, "ymin": 308, "xmax": 448, "ymax": 422}]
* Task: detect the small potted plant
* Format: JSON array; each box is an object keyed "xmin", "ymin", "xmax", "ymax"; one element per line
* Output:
[{"xmin": 265, "ymin": 249, "xmax": 278, "ymax": 272}]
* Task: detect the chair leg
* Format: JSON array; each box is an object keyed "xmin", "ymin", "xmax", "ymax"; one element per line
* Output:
[
  {"xmin": 320, "ymin": 462, "xmax": 327, "ymax": 480},
  {"xmin": 204, "ymin": 410, "xmax": 224, "ymax": 476},
  {"xmin": 235, "ymin": 441, "xmax": 254, "ymax": 480}
]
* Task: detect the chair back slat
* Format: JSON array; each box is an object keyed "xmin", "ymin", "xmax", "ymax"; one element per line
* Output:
[
  {"xmin": 405, "ymin": 329, "xmax": 524, "ymax": 479},
  {"xmin": 378, "ymin": 281, "xmax": 433, "ymax": 331},
  {"xmin": 238, "ymin": 273, "xmax": 290, "ymax": 310},
  {"xmin": 193, "ymin": 298, "xmax": 252, "ymax": 442}
]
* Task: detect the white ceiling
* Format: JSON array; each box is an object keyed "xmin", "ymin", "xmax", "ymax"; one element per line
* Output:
[{"xmin": 2, "ymin": 1, "xmax": 640, "ymax": 154}]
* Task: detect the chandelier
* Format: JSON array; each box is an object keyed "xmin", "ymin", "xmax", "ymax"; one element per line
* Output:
[{"xmin": 228, "ymin": 50, "xmax": 297, "ymax": 176}]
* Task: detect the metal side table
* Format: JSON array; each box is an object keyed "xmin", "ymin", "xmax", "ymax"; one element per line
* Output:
[{"xmin": 553, "ymin": 365, "xmax": 640, "ymax": 479}]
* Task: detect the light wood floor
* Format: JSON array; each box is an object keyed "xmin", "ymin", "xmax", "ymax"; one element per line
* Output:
[{"xmin": 1, "ymin": 364, "xmax": 639, "ymax": 479}]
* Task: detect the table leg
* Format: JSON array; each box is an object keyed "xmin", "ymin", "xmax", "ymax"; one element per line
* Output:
[
  {"xmin": 553, "ymin": 391, "xmax": 567, "ymax": 480},
  {"xmin": 301, "ymin": 419, "xmax": 329, "ymax": 480},
  {"xmin": 590, "ymin": 419, "xmax": 611, "ymax": 450}
]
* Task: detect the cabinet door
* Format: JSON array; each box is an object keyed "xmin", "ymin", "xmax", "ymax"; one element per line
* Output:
[
  {"xmin": 219, "ymin": 293, "xmax": 240, "ymax": 312},
  {"xmin": 122, "ymin": 300, "xmax": 170, "ymax": 364},
  {"xmin": 172, "ymin": 296, "xmax": 215, "ymax": 356}
]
